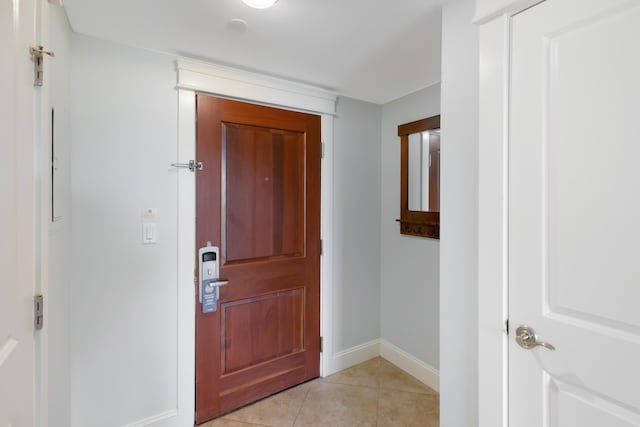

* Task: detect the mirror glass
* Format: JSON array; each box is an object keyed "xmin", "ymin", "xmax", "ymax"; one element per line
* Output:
[{"xmin": 407, "ymin": 129, "xmax": 440, "ymax": 212}]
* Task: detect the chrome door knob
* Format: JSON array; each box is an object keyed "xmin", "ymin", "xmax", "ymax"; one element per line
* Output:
[{"xmin": 515, "ymin": 325, "xmax": 555, "ymax": 351}]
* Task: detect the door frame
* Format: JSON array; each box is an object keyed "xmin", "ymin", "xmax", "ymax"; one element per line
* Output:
[
  {"xmin": 175, "ymin": 59, "xmax": 337, "ymax": 426},
  {"xmin": 2, "ymin": 0, "xmax": 53, "ymax": 424},
  {"xmin": 475, "ymin": 1, "xmax": 545, "ymax": 427}
]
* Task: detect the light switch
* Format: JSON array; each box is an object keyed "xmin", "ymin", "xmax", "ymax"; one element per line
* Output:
[{"xmin": 143, "ymin": 222, "xmax": 157, "ymax": 244}]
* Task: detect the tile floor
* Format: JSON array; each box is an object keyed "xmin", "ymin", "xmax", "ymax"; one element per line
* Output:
[{"xmin": 198, "ymin": 357, "xmax": 439, "ymax": 427}]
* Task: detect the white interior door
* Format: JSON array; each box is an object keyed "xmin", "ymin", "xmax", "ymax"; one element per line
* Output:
[
  {"xmin": 0, "ymin": 0, "xmax": 38, "ymax": 425},
  {"xmin": 509, "ymin": 0, "xmax": 640, "ymax": 426}
]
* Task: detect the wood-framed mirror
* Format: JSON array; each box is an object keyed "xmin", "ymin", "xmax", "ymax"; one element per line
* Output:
[{"xmin": 398, "ymin": 115, "xmax": 440, "ymax": 239}]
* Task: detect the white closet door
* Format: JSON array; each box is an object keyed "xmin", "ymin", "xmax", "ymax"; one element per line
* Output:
[
  {"xmin": 509, "ymin": 1, "xmax": 640, "ymax": 426},
  {"xmin": 0, "ymin": 0, "xmax": 38, "ymax": 425}
]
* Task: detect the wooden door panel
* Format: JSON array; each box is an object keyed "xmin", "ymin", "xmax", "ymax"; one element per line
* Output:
[
  {"xmin": 221, "ymin": 259, "xmax": 306, "ymax": 298},
  {"xmin": 218, "ymin": 353, "xmax": 308, "ymax": 415},
  {"xmin": 195, "ymin": 95, "xmax": 320, "ymax": 423},
  {"xmin": 224, "ymin": 123, "xmax": 304, "ymax": 263},
  {"xmin": 221, "ymin": 288, "xmax": 304, "ymax": 374}
]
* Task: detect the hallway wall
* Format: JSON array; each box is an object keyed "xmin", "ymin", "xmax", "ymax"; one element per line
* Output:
[
  {"xmin": 332, "ymin": 97, "xmax": 383, "ymax": 352},
  {"xmin": 380, "ymin": 85, "xmax": 441, "ymax": 370},
  {"xmin": 70, "ymin": 35, "xmax": 179, "ymax": 427},
  {"xmin": 440, "ymin": 0, "xmax": 479, "ymax": 425},
  {"xmin": 47, "ymin": 5, "xmax": 73, "ymax": 427}
]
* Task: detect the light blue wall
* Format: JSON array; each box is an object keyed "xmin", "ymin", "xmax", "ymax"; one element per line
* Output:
[
  {"xmin": 380, "ymin": 85, "xmax": 441, "ymax": 369},
  {"xmin": 332, "ymin": 97, "xmax": 383, "ymax": 351}
]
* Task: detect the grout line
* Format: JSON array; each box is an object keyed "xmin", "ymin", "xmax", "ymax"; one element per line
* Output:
[
  {"xmin": 291, "ymin": 380, "xmax": 315, "ymax": 427},
  {"xmin": 322, "ymin": 379, "xmax": 380, "ymax": 390}
]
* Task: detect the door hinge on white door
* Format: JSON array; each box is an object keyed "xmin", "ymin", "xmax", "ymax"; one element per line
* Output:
[
  {"xmin": 320, "ymin": 336, "xmax": 323, "ymax": 353},
  {"xmin": 321, "ymin": 142, "xmax": 325, "ymax": 159},
  {"xmin": 29, "ymin": 46, "xmax": 54, "ymax": 87},
  {"xmin": 34, "ymin": 295, "xmax": 44, "ymax": 330},
  {"xmin": 505, "ymin": 318, "xmax": 509, "ymax": 335}
]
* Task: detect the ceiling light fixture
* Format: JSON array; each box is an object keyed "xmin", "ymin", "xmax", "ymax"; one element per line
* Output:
[{"xmin": 242, "ymin": 0, "xmax": 278, "ymax": 9}]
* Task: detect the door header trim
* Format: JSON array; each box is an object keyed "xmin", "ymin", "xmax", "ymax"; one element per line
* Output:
[{"xmin": 176, "ymin": 58, "xmax": 337, "ymax": 115}]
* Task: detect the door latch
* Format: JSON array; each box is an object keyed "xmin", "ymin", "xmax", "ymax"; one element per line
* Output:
[{"xmin": 170, "ymin": 160, "xmax": 203, "ymax": 172}]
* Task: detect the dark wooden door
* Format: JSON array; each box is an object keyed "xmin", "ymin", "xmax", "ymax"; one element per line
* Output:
[{"xmin": 195, "ymin": 95, "xmax": 321, "ymax": 423}]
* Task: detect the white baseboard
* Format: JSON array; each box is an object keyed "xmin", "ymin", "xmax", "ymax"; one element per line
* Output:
[
  {"xmin": 122, "ymin": 410, "xmax": 178, "ymax": 427},
  {"xmin": 324, "ymin": 338, "xmax": 440, "ymax": 393},
  {"xmin": 379, "ymin": 339, "xmax": 440, "ymax": 392},
  {"xmin": 324, "ymin": 338, "xmax": 381, "ymax": 376}
]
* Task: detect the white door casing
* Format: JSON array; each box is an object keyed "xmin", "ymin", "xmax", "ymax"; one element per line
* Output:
[
  {"xmin": 509, "ymin": 0, "xmax": 640, "ymax": 426},
  {"xmin": 0, "ymin": 0, "xmax": 38, "ymax": 425}
]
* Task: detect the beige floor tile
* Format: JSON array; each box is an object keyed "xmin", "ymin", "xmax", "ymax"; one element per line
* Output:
[
  {"xmin": 198, "ymin": 359, "xmax": 439, "ymax": 427},
  {"xmin": 378, "ymin": 359, "xmax": 437, "ymax": 395},
  {"xmin": 223, "ymin": 381, "xmax": 315, "ymax": 427},
  {"xmin": 377, "ymin": 389, "xmax": 439, "ymax": 427},
  {"xmin": 323, "ymin": 357, "xmax": 381, "ymax": 388},
  {"xmin": 294, "ymin": 381, "xmax": 378, "ymax": 427},
  {"xmin": 200, "ymin": 418, "xmax": 266, "ymax": 427}
]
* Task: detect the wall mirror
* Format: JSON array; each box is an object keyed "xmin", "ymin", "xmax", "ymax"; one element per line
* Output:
[{"xmin": 398, "ymin": 115, "xmax": 440, "ymax": 239}]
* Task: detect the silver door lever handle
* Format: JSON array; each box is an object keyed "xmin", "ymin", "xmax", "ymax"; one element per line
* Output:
[{"xmin": 515, "ymin": 325, "xmax": 555, "ymax": 351}]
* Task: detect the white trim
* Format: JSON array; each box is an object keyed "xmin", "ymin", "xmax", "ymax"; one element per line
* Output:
[
  {"xmin": 176, "ymin": 89, "xmax": 196, "ymax": 427},
  {"xmin": 176, "ymin": 59, "xmax": 337, "ymax": 115},
  {"xmin": 37, "ymin": 2, "xmax": 52, "ymax": 426},
  {"xmin": 477, "ymin": 12, "xmax": 512, "ymax": 427},
  {"xmin": 320, "ymin": 113, "xmax": 334, "ymax": 378},
  {"xmin": 474, "ymin": 0, "xmax": 545, "ymax": 24},
  {"xmin": 324, "ymin": 339, "xmax": 382, "ymax": 375},
  {"xmin": 122, "ymin": 410, "xmax": 178, "ymax": 427},
  {"xmin": 379, "ymin": 340, "xmax": 440, "ymax": 392},
  {"xmin": 322, "ymin": 339, "xmax": 440, "ymax": 392},
  {"xmin": 176, "ymin": 60, "xmax": 337, "ymax": 427}
]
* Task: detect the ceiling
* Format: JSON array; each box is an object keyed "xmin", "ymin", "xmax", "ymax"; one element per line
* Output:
[{"xmin": 63, "ymin": 0, "xmax": 443, "ymax": 104}]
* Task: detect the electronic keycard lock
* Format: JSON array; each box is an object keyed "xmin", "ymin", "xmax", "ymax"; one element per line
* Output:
[{"xmin": 199, "ymin": 242, "xmax": 228, "ymax": 313}]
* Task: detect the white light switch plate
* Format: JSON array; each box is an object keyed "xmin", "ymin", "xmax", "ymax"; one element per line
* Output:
[{"xmin": 143, "ymin": 222, "xmax": 157, "ymax": 244}]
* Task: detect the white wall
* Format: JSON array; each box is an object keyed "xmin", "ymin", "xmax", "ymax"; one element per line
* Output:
[
  {"xmin": 47, "ymin": 6, "xmax": 72, "ymax": 427},
  {"xmin": 332, "ymin": 97, "xmax": 382, "ymax": 352},
  {"xmin": 440, "ymin": 0, "xmax": 479, "ymax": 426},
  {"xmin": 380, "ymin": 85, "xmax": 441, "ymax": 368},
  {"xmin": 70, "ymin": 35, "xmax": 179, "ymax": 427}
]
